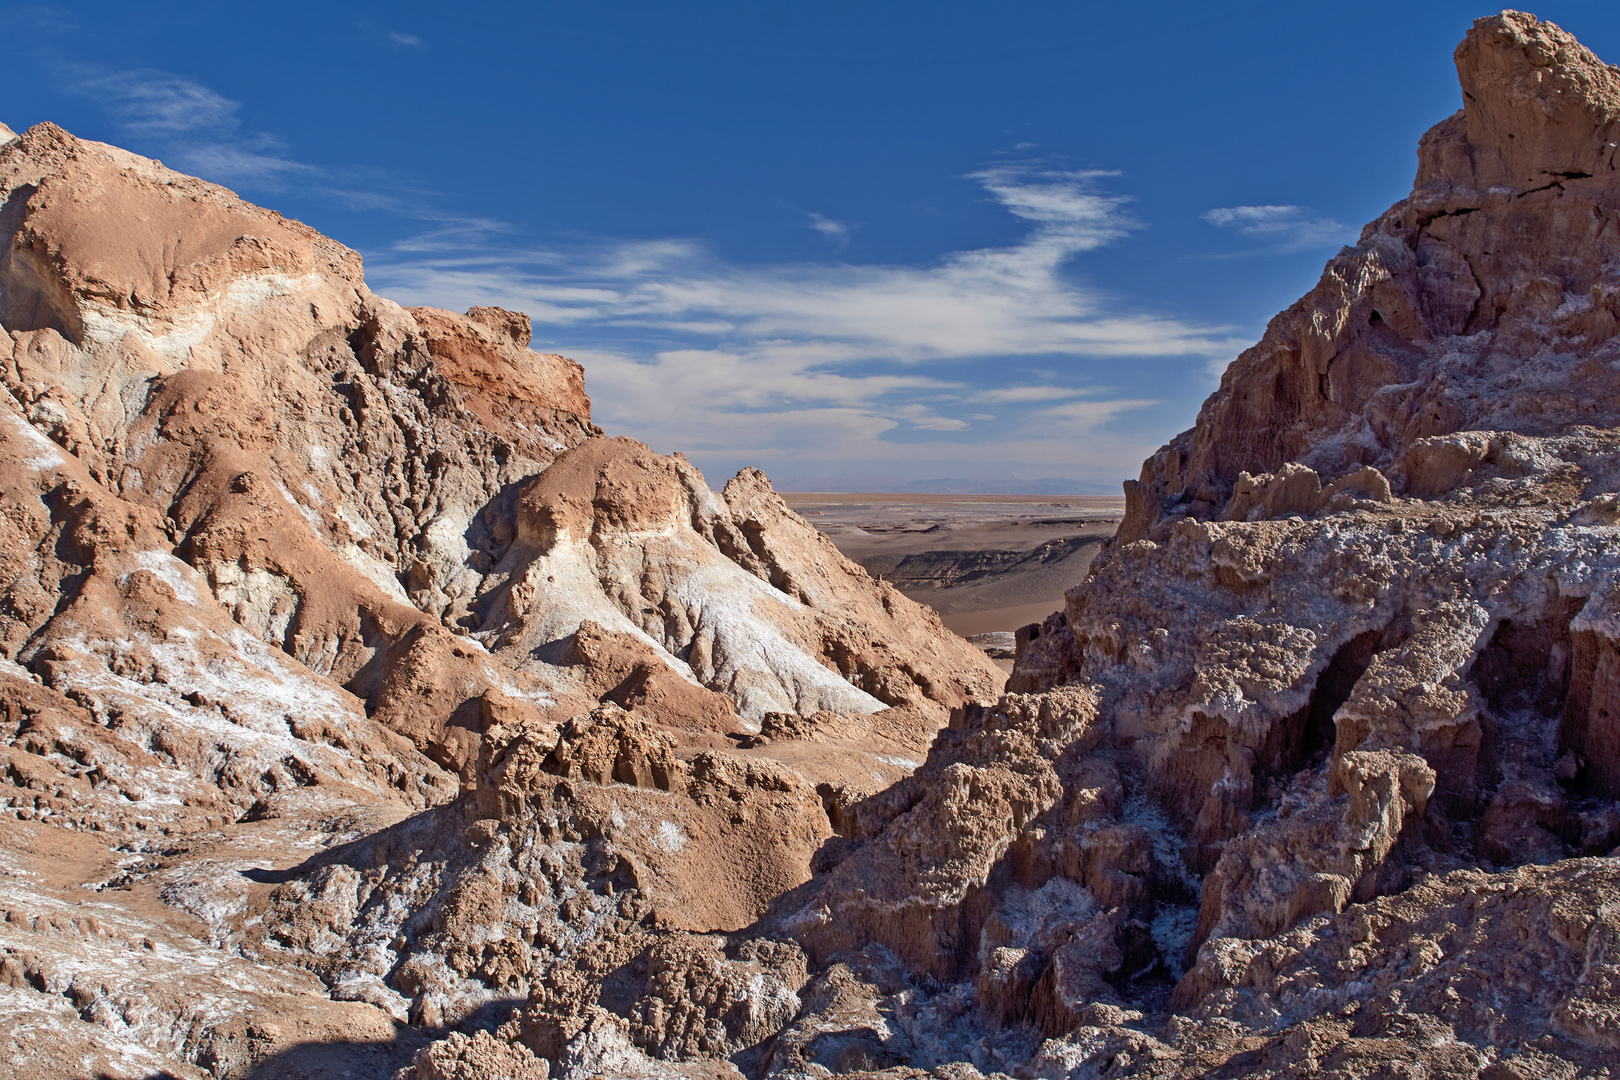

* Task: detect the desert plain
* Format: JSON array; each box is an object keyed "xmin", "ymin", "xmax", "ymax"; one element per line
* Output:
[{"xmin": 781, "ymin": 493, "xmax": 1124, "ymax": 660}]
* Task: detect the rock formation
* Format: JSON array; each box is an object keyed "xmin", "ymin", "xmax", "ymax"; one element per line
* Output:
[
  {"xmin": 0, "ymin": 116, "xmax": 998, "ymax": 1077},
  {"xmin": 4, "ymin": 9, "xmax": 1620, "ymax": 1080}
]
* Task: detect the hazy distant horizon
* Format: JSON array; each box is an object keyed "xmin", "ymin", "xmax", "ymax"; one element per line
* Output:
[{"xmin": 777, "ymin": 477, "xmax": 1119, "ymax": 497}]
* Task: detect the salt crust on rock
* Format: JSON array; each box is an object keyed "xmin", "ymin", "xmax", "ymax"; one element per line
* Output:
[
  {"xmin": 383, "ymin": 14, "xmax": 1620, "ymax": 1077},
  {"xmin": 0, "ymin": 111, "xmax": 997, "ymax": 1076},
  {"xmin": 7, "ymin": 10, "xmax": 1620, "ymax": 1080}
]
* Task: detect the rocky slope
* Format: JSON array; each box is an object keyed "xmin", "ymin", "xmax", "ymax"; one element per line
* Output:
[
  {"xmin": 0, "ymin": 115, "xmax": 1000, "ymax": 1077},
  {"xmin": 5, "ymin": 10, "xmax": 1620, "ymax": 1080}
]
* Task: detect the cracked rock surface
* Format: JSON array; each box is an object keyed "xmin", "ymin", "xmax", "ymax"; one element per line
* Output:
[
  {"xmin": 4, "ymin": 10, "xmax": 1620, "ymax": 1080},
  {"xmin": 0, "ymin": 110, "xmax": 996, "ymax": 1078}
]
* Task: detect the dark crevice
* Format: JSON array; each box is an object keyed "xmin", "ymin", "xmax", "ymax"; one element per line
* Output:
[
  {"xmin": 1514, "ymin": 174, "xmax": 1589, "ymax": 199},
  {"xmin": 1466, "ymin": 602, "xmax": 1580, "ymax": 803},
  {"xmin": 1413, "ymin": 206, "xmax": 1480, "ymax": 228},
  {"xmin": 1304, "ymin": 630, "xmax": 1383, "ymax": 764},
  {"xmin": 1267, "ymin": 629, "xmax": 1385, "ymax": 786},
  {"xmin": 1472, "ymin": 603, "xmax": 1580, "ymax": 721}
]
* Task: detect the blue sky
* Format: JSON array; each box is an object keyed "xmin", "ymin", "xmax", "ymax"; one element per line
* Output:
[{"xmin": 6, "ymin": 2, "xmax": 1620, "ymax": 492}]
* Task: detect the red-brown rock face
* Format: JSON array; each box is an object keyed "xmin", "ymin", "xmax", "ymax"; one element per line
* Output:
[
  {"xmin": 1120, "ymin": 13, "xmax": 1620, "ymax": 537},
  {"xmin": 982, "ymin": 14, "xmax": 1620, "ymax": 1074},
  {"xmin": 7, "ymin": 12, "xmax": 1620, "ymax": 1080},
  {"xmin": 0, "ymin": 115, "xmax": 1000, "ymax": 1076}
]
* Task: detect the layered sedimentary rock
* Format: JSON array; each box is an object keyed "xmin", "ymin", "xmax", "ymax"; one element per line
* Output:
[
  {"xmin": 0, "ymin": 117, "xmax": 998, "ymax": 1077},
  {"xmin": 7, "ymin": 9, "xmax": 1620, "ymax": 1080},
  {"xmin": 426, "ymin": 11, "xmax": 1618, "ymax": 1078}
]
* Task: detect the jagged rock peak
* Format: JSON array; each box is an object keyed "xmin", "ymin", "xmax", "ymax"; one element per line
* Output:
[
  {"xmin": 1118, "ymin": 10, "xmax": 1620, "ymax": 540},
  {"xmin": 1443, "ymin": 10, "xmax": 1620, "ymax": 190},
  {"xmin": 0, "ymin": 116, "xmax": 1006, "ymax": 1075},
  {"xmin": 992, "ymin": 13, "xmax": 1620, "ymax": 1073}
]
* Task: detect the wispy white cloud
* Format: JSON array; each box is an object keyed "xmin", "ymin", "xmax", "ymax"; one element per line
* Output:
[
  {"xmin": 171, "ymin": 137, "xmax": 318, "ymax": 184},
  {"xmin": 1034, "ymin": 396, "xmax": 1161, "ymax": 429},
  {"xmin": 374, "ymin": 166, "xmax": 1238, "ymax": 360},
  {"xmin": 75, "ymin": 68, "xmax": 237, "ymax": 133},
  {"xmin": 1201, "ymin": 204, "xmax": 1351, "ymax": 252},
  {"xmin": 385, "ymin": 215, "xmax": 518, "ymax": 252},
  {"xmin": 367, "ymin": 165, "xmax": 1235, "ymax": 488},
  {"xmin": 9, "ymin": 5, "xmax": 82, "ymax": 33},
  {"xmin": 356, "ymin": 21, "xmax": 425, "ymax": 49},
  {"xmin": 905, "ymin": 415, "xmax": 971, "ymax": 431},
  {"xmin": 582, "ymin": 346, "xmax": 950, "ymax": 414},
  {"xmin": 67, "ymin": 65, "xmax": 315, "ymax": 186},
  {"xmin": 570, "ymin": 343, "xmax": 1162, "ymax": 479},
  {"xmin": 61, "ymin": 65, "xmax": 473, "ymax": 208},
  {"xmin": 970, "ymin": 165, "xmax": 1134, "ymax": 242},
  {"xmin": 977, "ymin": 385, "xmax": 1091, "ymax": 403},
  {"xmin": 808, "ymin": 212, "xmax": 852, "ymax": 246}
]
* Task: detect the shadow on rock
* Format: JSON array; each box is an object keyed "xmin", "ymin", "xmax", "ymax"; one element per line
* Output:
[{"xmin": 242, "ymin": 1026, "xmax": 436, "ymax": 1080}]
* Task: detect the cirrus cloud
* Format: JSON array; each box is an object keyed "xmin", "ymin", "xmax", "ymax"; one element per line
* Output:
[
  {"xmin": 366, "ymin": 165, "xmax": 1242, "ymax": 489},
  {"xmin": 68, "ymin": 64, "xmax": 315, "ymax": 185},
  {"xmin": 1201, "ymin": 204, "xmax": 1352, "ymax": 253}
]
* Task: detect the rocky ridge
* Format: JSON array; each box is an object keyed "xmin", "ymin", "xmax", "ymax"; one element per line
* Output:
[
  {"xmin": 4, "ymin": 10, "xmax": 1620, "ymax": 1080},
  {"xmin": 0, "ymin": 114, "xmax": 999, "ymax": 1077}
]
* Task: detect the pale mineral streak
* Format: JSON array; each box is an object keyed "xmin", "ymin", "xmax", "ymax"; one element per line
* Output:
[{"xmin": 2, "ymin": 9, "xmax": 1619, "ymax": 1080}]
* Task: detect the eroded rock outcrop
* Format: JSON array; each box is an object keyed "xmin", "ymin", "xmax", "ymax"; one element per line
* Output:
[
  {"xmin": 401, "ymin": 11, "xmax": 1620, "ymax": 1078},
  {"xmin": 486, "ymin": 436, "xmax": 999, "ymax": 726},
  {"xmin": 0, "ymin": 113, "xmax": 998, "ymax": 1076},
  {"xmin": 986, "ymin": 10, "xmax": 1620, "ymax": 1074},
  {"xmin": 8, "ymin": 10, "xmax": 1620, "ymax": 1080}
]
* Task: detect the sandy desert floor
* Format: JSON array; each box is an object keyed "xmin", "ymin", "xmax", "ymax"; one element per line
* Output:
[{"xmin": 780, "ymin": 493, "xmax": 1124, "ymax": 667}]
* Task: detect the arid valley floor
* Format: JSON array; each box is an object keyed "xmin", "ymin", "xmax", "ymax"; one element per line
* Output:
[{"xmin": 782, "ymin": 494, "xmax": 1124, "ymax": 657}]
